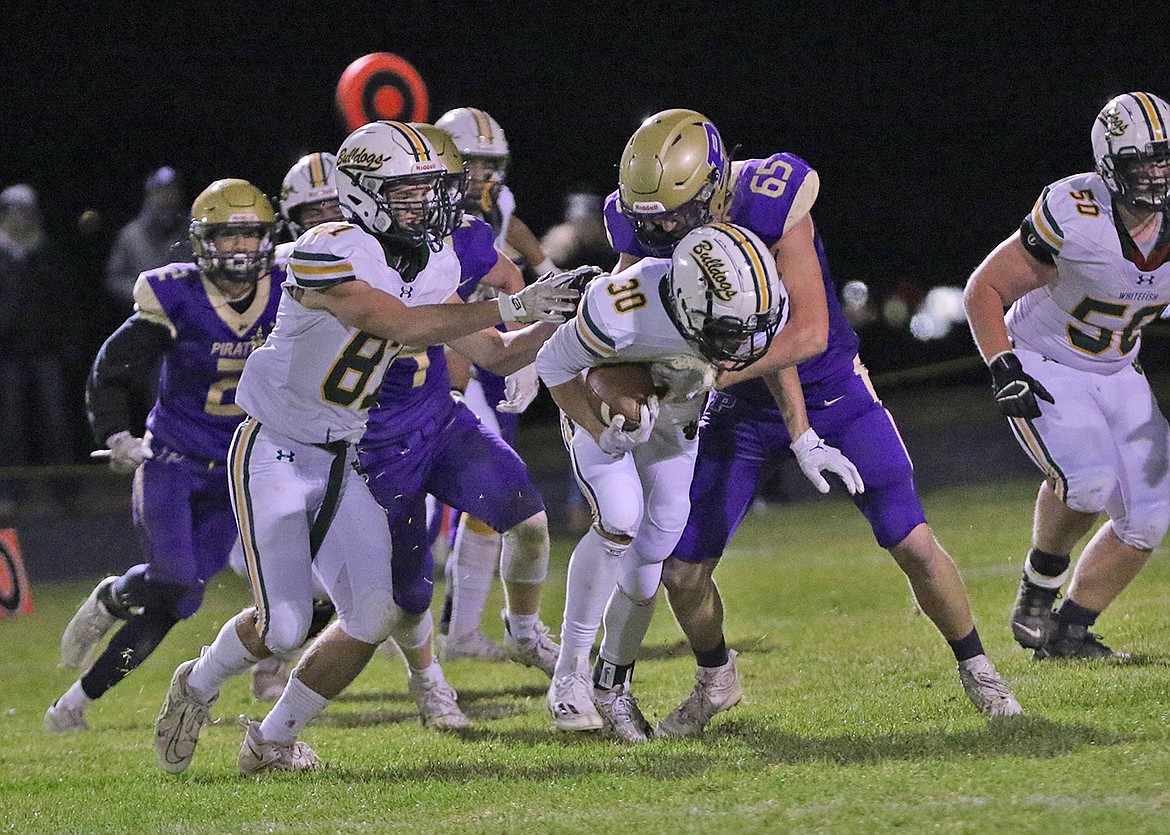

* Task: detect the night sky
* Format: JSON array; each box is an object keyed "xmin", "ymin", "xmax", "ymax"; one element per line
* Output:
[{"xmin": 4, "ymin": 2, "xmax": 1168, "ymax": 294}]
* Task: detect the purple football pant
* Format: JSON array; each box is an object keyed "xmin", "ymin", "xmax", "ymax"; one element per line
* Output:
[
  {"xmin": 673, "ymin": 373, "xmax": 927, "ymax": 563},
  {"xmin": 131, "ymin": 453, "xmax": 237, "ymax": 618},
  {"xmin": 358, "ymin": 402, "xmax": 544, "ymax": 614}
]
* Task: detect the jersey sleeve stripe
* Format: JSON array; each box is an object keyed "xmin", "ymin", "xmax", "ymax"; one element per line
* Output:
[
  {"xmin": 711, "ymin": 222, "xmax": 772, "ymax": 313},
  {"xmin": 576, "ymin": 306, "xmax": 617, "ymax": 357},
  {"xmin": 1028, "ymin": 188, "xmax": 1064, "ymax": 252},
  {"xmin": 290, "ymin": 261, "xmax": 356, "ymax": 275},
  {"xmin": 294, "ymin": 275, "xmax": 356, "ymax": 289},
  {"xmin": 290, "ymin": 249, "xmax": 347, "ymax": 262}
]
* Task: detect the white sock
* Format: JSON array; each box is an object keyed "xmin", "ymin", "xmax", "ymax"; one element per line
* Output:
[
  {"xmin": 506, "ymin": 611, "xmax": 538, "ymax": 639},
  {"xmin": 448, "ymin": 518, "xmax": 500, "ymax": 638},
  {"xmin": 600, "ymin": 585, "xmax": 659, "ymax": 667},
  {"xmin": 554, "ymin": 528, "xmax": 630, "ymax": 679},
  {"xmin": 410, "ymin": 660, "xmax": 445, "ymax": 685},
  {"xmin": 186, "ymin": 618, "xmax": 260, "ymax": 700},
  {"xmin": 58, "ymin": 680, "xmax": 93, "ymax": 712},
  {"xmin": 258, "ymin": 675, "xmax": 329, "ymax": 744}
]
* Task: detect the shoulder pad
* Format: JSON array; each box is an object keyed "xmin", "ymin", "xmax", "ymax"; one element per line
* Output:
[
  {"xmin": 287, "ymin": 222, "xmax": 373, "ymax": 289},
  {"xmin": 1023, "ymin": 173, "xmax": 1101, "ymax": 257}
]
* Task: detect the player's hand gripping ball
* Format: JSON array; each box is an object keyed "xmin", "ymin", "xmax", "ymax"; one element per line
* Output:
[{"xmin": 585, "ymin": 363, "xmax": 657, "ymax": 430}]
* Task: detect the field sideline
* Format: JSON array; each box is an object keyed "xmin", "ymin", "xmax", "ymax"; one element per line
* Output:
[{"xmin": 2, "ymin": 478, "xmax": 1168, "ymax": 833}]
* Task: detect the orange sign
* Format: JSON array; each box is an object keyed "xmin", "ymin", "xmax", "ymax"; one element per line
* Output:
[
  {"xmin": 336, "ymin": 53, "xmax": 429, "ymax": 132},
  {"xmin": 0, "ymin": 529, "xmax": 33, "ymax": 617}
]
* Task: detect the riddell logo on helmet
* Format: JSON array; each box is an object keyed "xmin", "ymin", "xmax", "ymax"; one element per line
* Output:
[
  {"xmin": 337, "ymin": 147, "xmax": 387, "ymax": 171},
  {"xmin": 691, "ymin": 240, "xmax": 736, "ymax": 301},
  {"xmin": 228, "ymin": 213, "xmax": 260, "ymax": 223},
  {"xmin": 1098, "ymin": 108, "xmax": 1128, "ymax": 138},
  {"xmin": 633, "ymin": 200, "xmax": 667, "ymax": 212}
]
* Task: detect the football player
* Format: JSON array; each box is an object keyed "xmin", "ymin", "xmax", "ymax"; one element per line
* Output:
[
  {"xmin": 152, "ymin": 121, "xmax": 580, "ymax": 775},
  {"xmin": 965, "ymin": 91, "xmax": 1170, "ymax": 659},
  {"xmin": 431, "ymin": 109, "xmax": 554, "ymax": 660},
  {"xmin": 536, "ymin": 223, "xmax": 859, "ymax": 740},
  {"xmin": 47, "ymin": 180, "xmax": 282, "ymax": 732},
  {"xmin": 605, "ymin": 109, "xmax": 1021, "ymax": 736}
]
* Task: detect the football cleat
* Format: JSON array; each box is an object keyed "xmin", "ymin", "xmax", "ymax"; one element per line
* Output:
[
  {"xmin": 501, "ymin": 610, "xmax": 559, "ymax": 678},
  {"xmin": 60, "ymin": 576, "xmax": 118, "ymax": 669},
  {"xmin": 43, "ymin": 700, "xmax": 88, "ymax": 733},
  {"xmin": 408, "ymin": 672, "xmax": 470, "ymax": 730},
  {"xmin": 546, "ymin": 672, "xmax": 604, "ymax": 732},
  {"xmin": 1010, "ymin": 577, "xmax": 1059, "ymax": 650},
  {"xmin": 438, "ymin": 628, "xmax": 508, "ymax": 663},
  {"xmin": 251, "ymin": 656, "xmax": 291, "ymax": 702},
  {"xmin": 1033, "ymin": 622, "xmax": 1130, "ymax": 661},
  {"xmin": 655, "ymin": 649, "xmax": 743, "ymax": 739},
  {"xmin": 237, "ymin": 716, "xmax": 324, "ymax": 775},
  {"xmin": 154, "ymin": 657, "xmax": 218, "ymax": 774},
  {"xmin": 594, "ymin": 684, "xmax": 653, "ymax": 743},
  {"xmin": 957, "ymin": 655, "xmax": 1023, "ymax": 718}
]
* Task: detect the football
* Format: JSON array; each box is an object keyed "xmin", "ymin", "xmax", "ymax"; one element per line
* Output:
[{"xmin": 585, "ymin": 363, "xmax": 656, "ymax": 428}]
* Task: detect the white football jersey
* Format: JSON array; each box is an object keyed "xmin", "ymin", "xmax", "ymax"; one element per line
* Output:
[
  {"xmin": 536, "ymin": 259, "xmax": 723, "ymax": 425},
  {"xmin": 236, "ymin": 222, "xmax": 459, "ymax": 444},
  {"xmin": 1010, "ymin": 172, "xmax": 1170, "ymax": 374}
]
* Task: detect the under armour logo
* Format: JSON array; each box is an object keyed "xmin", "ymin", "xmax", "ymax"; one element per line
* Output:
[
  {"xmin": 276, "ymin": 450, "xmax": 295, "ymax": 461},
  {"xmin": 1137, "ymin": 275, "xmax": 1155, "ymax": 285},
  {"xmin": 399, "ymin": 285, "xmax": 413, "ymax": 298}
]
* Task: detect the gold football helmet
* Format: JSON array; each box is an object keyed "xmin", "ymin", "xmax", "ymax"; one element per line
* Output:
[
  {"xmin": 409, "ymin": 122, "xmax": 467, "ymax": 234},
  {"xmin": 189, "ymin": 179, "xmax": 275, "ymax": 283},
  {"xmin": 618, "ymin": 109, "xmax": 730, "ymax": 256}
]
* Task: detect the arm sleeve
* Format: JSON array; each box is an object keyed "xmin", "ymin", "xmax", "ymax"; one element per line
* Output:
[
  {"xmin": 85, "ymin": 315, "xmax": 174, "ymax": 444},
  {"xmin": 1019, "ymin": 185, "xmax": 1063, "ymax": 264},
  {"xmin": 535, "ymin": 319, "xmax": 601, "ymax": 388}
]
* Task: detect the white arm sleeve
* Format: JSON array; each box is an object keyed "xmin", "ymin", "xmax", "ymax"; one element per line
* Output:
[{"xmin": 535, "ymin": 319, "xmax": 597, "ymax": 388}]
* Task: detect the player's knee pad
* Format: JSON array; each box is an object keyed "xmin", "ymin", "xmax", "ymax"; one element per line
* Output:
[
  {"xmin": 1113, "ymin": 497, "xmax": 1170, "ymax": 551},
  {"xmin": 618, "ymin": 560, "xmax": 663, "ymax": 604},
  {"xmin": 339, "ymin": 595, "xmax": 403, "ymax": 646},
  {"xmin": 389, "ymin": 609, "xmax": 434, "ymax": 651},
  {"xmin": 1063, "ymin": 469, "xmax": 1114, "ymax": 515},
  {"xmin": 261, "ymin": 601, "xmax": 313, "ymax": 657},
  {"xmin": 501, "ymin": 511, "xmax": 550, "ymax": 584},
  {"xmin": 392, "ymin": 576, "xmax": 435, "ymax": 616}
]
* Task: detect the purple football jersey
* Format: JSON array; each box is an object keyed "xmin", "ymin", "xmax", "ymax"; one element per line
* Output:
[
  {"xmin": 144, "ymin": 263, "xmax": 281, "ymax": 462},
  {"xmin": 603, "ymin": 154, "xmax": 860, "ymax": 403},
  {"xmin": 453, "ymin": 215, "xmax": 499, "ymax": 300}
]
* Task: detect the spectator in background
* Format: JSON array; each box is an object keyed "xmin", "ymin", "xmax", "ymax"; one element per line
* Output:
[
  {"xmin": 104, "ymin": 167, "xmax": 191, "ymax": 312},
  {"xmin": 0, "ymin": 184, "xmax": 79, "ymax": 468}
]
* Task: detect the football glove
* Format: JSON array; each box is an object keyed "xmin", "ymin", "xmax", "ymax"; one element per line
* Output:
[
  {"xmin": 498, "ymin": 267, "xmax": 596, "ymax": 324},
  {"xmin": 597, "ymin": 396, "xmax": 658, "ymax": 457},
  {"xmin": 790, "ymin": 428, "xmax": 865, "ymax": 495},
  {"xmin": 106, "ymin": 431, "xmax": 153, "ymax": 474},
  {"xmin": 989, "ymin": 351, "xmax": 1053, "ymax": 419},
  {"xmin": 498, "ymin": 363, "xmax": 540, "ymax": 414}
]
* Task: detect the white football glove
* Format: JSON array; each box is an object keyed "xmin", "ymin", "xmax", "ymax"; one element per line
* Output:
[
  {"xmin": 498, "ymin": 363, "xmax": 540, "ymax": 414},
  {"xmin": 498, "ymin": 266, "xmax": 597, "ymax": 324},
  {"xmin": 789, "ymin": 428, "xmax": 864, "ymax": 495},
  {"xmin": 106, "ymin": 431, "xmax": 153, "ymax": 474},
  {"xmin": 596, "ymin": 396, "xmax": 658, "ymax": 457}
]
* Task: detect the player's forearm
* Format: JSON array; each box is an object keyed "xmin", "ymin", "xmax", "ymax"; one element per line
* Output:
[
  {"xmin": 962, "ymin": 277, "xmax": 1013, "ymax": 362},
  {"xmin": 86, "ymin": 316, "xmax": 172, "ymax": 442},
  {"xmin": 549, "ymin": 378, "xmax": 607, "ymax": 440},
  {"xmin": 357, "ymin": 297, "xmax": 503, "ymax": 346},
  {"xmin": 764, "ymin": 366, "xmax": 810, "ymax": 438},
  {"xmin": 718, "ymin": 322, "xmax": 827, "ymax": 388}
]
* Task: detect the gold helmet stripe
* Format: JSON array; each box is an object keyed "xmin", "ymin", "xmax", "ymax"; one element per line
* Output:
[
  {"xmin": 1132, "ymin": 92, "xmax": 1167, "ymax": 141},
  {"xmin": 709, "ymin": 222, "xmax": 772, "ymax": 314},
  {"xmin": 308, "ymin": 153, "xmax": 327, "ymax": 187},
  {"xmin": 468, "ymin": 108, "xmax": 493, "ymax": 143},
  {"xmin": 386, "ymin": 122, "xmax": 432, "ymax": 160}
]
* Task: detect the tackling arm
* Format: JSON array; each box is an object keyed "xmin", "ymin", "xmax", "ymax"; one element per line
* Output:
[{"xmin": 963, "ymin": 230, "xmax": 1056, "ymax": 362}]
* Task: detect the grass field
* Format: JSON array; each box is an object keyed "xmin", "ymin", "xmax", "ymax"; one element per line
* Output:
[{"xmin": 2, "ymin": 478, "xmax": 1169, "ymax": 833}]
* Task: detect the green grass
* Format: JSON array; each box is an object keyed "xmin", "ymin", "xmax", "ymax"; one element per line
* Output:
[{"xmin": 3, "ymin": 478, "xmax": 1169, "ymax": 833}]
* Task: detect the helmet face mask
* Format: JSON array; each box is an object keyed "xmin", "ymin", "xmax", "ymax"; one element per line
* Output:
[
  {"xmin": 336, "ymin": 121, "xmax": 449, "ymax": 251},
  {"xmin": 1091, "ymin": 92, "xmax": 1170, "ymax": 210},
  {"xmin": 619, "ymin": 108, "xmax": 729, "ymax": 256},
  {"xmin": 664, "ymin": 223, "xmax": 785, "ymax": 371},
  {"xmin": 408, "ymin": 123, "xmax": 468, "ymax": 234},
  {"xmin": 189, "ymin": 179, "xmax": 275, "ymax": 289}
]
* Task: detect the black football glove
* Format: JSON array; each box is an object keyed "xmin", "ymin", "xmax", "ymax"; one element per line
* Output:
[{"xmin": 988, "ymin": 352, "xmax": 1054, "ymax": 419}]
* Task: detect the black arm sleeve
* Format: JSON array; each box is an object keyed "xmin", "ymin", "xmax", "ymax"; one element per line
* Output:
[
  {"xmin": 1019, "ymin": 216, "xmax": 1057, "ymax": 265},
  {"xmin": 86, "ymin": 315, "xmax": 174, "ymax": 444}
]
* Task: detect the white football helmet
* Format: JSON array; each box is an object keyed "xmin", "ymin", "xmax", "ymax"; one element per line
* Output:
[
  {"xmin": 665, "ymin": 223, "xmax": 786, "ymax": 370},
  {"xmin": 335, "ymin": 121, "xmax": 448, "ymax": 250},
  {"xmin": 435, "ymin": 107, "xmax": 509, "ymax": 213},
  {"xmin": 1091, "ymin": 92, "xmax": 1170, "ymax": 209},
  {"xmin": 280, "ymin": 152, "xmax": 340, "ymax": 236}
]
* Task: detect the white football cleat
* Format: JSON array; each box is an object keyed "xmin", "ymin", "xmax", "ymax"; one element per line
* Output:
[
  {"xmin": 594, "ymin": 683, "xmax": 652, "ymax": 743},
  {"xmin": 409, "ymin": 673, "xmax": 470, "ymax": 730},
  {"xmin": 154, "ymin": 657, "xmax": 218, "ymax": 774},
  {"xmin": 251, "ymin": 656, "xmax": 290, "ymax": 702},
  {"xmin": 44, "ymin": 700, "xmax": 88, "ymax": 733},
  {"xmin": 546, "ymin": 671, "xmax": 603, "ymax": 732},
  {"xmin": 237, "ymin": 716, "xmax": 323, "ymax": 775},
  {"xmin": 501, "ymin": 610, "xmax": 559, "ymax": 677},
  {"xmin": 655, "ymin": 649, "xmax": 743, "ymax": 739},
  {"xmin": 958, "ymin": 654, "xmax": 1023, "ymax": 718},
  {"xmin": 439, "ymin": 629, "xmax": 508, "ymax": 662},
  {"xmin": 60, "ymin": 577, "xmax": 118, "ymax": 669}
]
